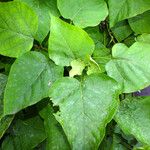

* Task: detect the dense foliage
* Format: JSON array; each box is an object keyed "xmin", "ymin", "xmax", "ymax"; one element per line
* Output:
[{"xmin": 0, "ymin": 0, "xmax": 150, "ymax": 149}]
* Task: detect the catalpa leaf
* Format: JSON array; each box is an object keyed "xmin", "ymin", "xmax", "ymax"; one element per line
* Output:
[
  {"xmin": 129, "ymin": 11, "xmax": 150, "ymax": 34},
  {"xmin": 106, "ymin": 42, "xmax": 150, "ymax": 93},
  {"xmin": 49, "ymin": 74, "xmax": 120, "ymax": 149},
  {"xmin": 40, "ymin": 104, "xmax": 70, "ymax": 150},
  {"xmin": 108, "ymin": 0, "xmax": 150, "ymax": 27},
  {"xmin": 48, "ymin": 16, "xmax": 94, "ymax": 66},
  {"xmin": 57, "ymin": 0, "xmax": 108, "ymax": 28},
  {"xmin": 4, "ymin": 51, "xmax": 63, "ymax": 115},
  {"xmin": 15, "ymin": 0, "xmax": 60, "ymax": 42},
  {"xmin": 0, "ymin": 1, "xmax": 38, "ymax": 57},
  {"xmin": 115, "ymin": 97, "xmax": 150, "ymax": 146}
]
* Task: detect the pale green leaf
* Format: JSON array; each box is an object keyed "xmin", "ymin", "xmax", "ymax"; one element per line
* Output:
[
  {"xmin": 0, "ymin": 1, "xmax": 38, "ymax": 57},
  {"xmin": 115, "ymin": 97, "xmax": 150, "ymax": 146},
  {"xmin": 49, "ymin": 74, "xmax": 120, "ymax": 149},
  {"xmin": 87, "ymin": 58, "xmax": 101, "ymax": 75},
  {"xmin": 57, "ymin": 0, "xmax": 108, "ymax": 28},
  {"xmin": 108, "ymin": 0, "xmax": 150, "ymax": 27},
  {"xmin": 106, "ymin": 42, "xmax": 150, "ymax": 93},
  {"xmin": 69, "ymin": 59, "xmax": 85, "ymax": 77},
  {"xmin": 15, "ymin": 0, "xmax": 60, "ymax": 42},
  {"xmin": 48, "ymin": 16, "xmax": 94, "ymax": 66},
  {"xmin": 4, "ymin": 51, "xmax": 63, "ymax": 115},
  {"xmin": 40, "ymin": 104, "xmax": 70, "ymax": 150}
]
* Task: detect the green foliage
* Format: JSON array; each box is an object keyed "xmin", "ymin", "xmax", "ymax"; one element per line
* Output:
[
  {"xmin": 0, "ymin": 1, "xmax": 38, "ymax": 57},
  {"xmin": 0, "ymin": 0, "xmax": 150, "ymax": 149}
]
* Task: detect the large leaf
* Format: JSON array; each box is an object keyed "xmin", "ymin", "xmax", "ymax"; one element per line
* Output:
[
  {"xmin": 129, "ymin": 11, "xmax": 150, "ymax": 34},
  {"xmin": 15, "ymin": 0, "xmax": 60, "ymax": 42},
  {"xmin": 4, "ymin": 51, "xmax": 63, "ymax": 115},
  {"xmin": 2, "ymin": 116, "xmax": 46, "ymax": 150},
  {"xmin": 106, "ymin": 42, "xmax": 150, "ymax": 93},
  {"xmin": 57, "ymin": 0, "xmax": 108, "ymax": 28},
  {"xmin": 49, "ymin": 74, "xmax": 120, "ymax": 149},
  {"xmin": 48, "ymin": 16, "xmax": 94, "ymax": 66},
  {"xmin": 0, "ymin": 1, "xmax": 38, "ymax": 57},
  {"xmin": 40, "ymin": 104, "xmax": 70, "ymax": 150},
  {"xmin": 115, "ymin": 97, "xmax": 150, "ymax": 146},
  {"xmin": 108, "ymin": 0, "xmax": 150, "ymax": 27}
]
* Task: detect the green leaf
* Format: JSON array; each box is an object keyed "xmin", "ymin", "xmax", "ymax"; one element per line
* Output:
[
  {"xmin": 84, "ymin": 26, "xmax": 104, "ymax": 44},
  {"xmin": 108, "ymin": 0, "xmax": 150, "ymax": 27},
  {"xmin": 92, "ymin": 43, "xmax": 111, "ymax": 72},
  {"xmin": 15, "ymin": 0, "xmax": 60, "ymax": 43},
  {"xmin": 0, "ymin": 1, "xmax": 38, "ymax": 57},
  {"xmin": 115, "ymin": 97, "xmax": 150, "ymax": 146},
  {"xmin": 48, "ymin": 16, "xmax": 94, "ymax": 66},
  {"xmin": 129, "ymin": 11, "xmax": 150, "ymax": 34},
  {"xmin": 110, "ymin": 135, "xmax": 129, "ymax": 150},
  {"xmin": 0, "ymin": 116, "xmax": 14, "ymax": 139},
  {"xmin": 57, "ymin": 0, "xmax": 108, "ymax": 28},
  {"xmin": 0, "ymin": 74, "xmax": 7, "ymax": 118},
  {"xmin": 4, "ymin": 51, "xmax": 63, "ymax": 115},
  {"xmin": 2, "ymin": 136, "xmax": 15, "ymax": 150},
  {"xmin": 49, "ymin": 74, "xmax": 120, "ymax": 149},
  {"xmin": 137, "ymin": 34, "xmax": 150, "ymax": 43},
  {"xmin": 111, "ymin": 20, "xmax": 133, "ymax": 42},
  {"xmin": 0, "ymin": 74, "xmax": 14, "ymax": 139},
  {"xmin": 106, "ymin": 42, "xmax": 150, "ymax": 93},
  {"xmin": 3, "ymin": 116, "xmax": 46, "ymax": 150},
  {"xmin": 87, "ymin": 58, "xmax": 101, "ymax": 75},
  {"xmin": 40, "ymin": 104, "xmax": 70, "ymax": 150}
]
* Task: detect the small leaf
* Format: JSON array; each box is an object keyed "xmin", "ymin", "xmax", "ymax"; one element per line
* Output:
[
  {"xmin": 0, "ymin": 1, "xmax": 38, "ymax": 57},
  {"xmin": 48, "ymin": 16, "xmax": 94, "ymax": 66},
  {"xmin": 69, "ymin": 59, "xmax": 85, "ymax": 77},
  {"xmin": 4, "ymin": 51, "xmax": 63, "ymax": 115},
  {"xmin": 49, "ymin": 74, "xmax": 120, "ymax": 149},
  {"xmin": 115, "ymin": 97, "xmax": 150, "ymax": 145},
  {"xmin": 106, "ymin": 42, "xmax": 150, "ymax": 93},
  {"xmin": 57, "ymin": 0, "xmax": 108, "ymax": 28},
  {"xmin": 87, "ymin": 58, "xmax": 101, "ymax": 75},
  {"xmin": 40, "ymin": 104, "xmax": 70, "ymax": 150}
]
